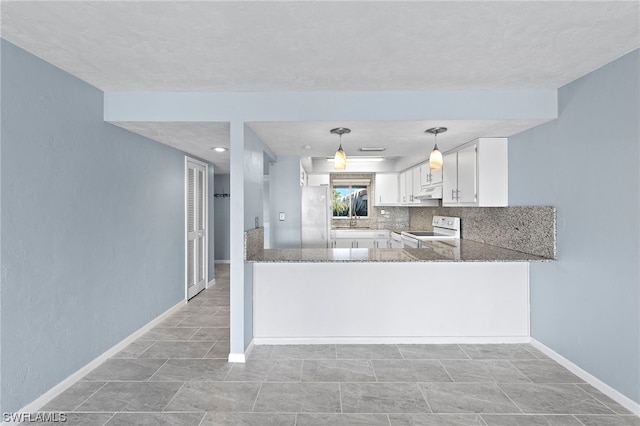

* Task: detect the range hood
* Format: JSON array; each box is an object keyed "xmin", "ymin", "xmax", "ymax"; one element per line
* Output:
[{"xmin": 415, "ymin": 185, "xmax": 443, "ymax": 200}]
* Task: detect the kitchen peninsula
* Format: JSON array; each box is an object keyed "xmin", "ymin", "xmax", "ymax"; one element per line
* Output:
[{"xmin": 245, "ymin": 208, "xmax": 555, "ymax": 345}]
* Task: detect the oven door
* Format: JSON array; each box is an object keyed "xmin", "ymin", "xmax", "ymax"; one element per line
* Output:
[{"xmin": 401, "ymin": 234, "xmax": 419, "ymax": 248}]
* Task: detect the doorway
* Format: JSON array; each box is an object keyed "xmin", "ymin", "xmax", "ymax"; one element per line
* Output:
[{"xmin": 185, "ymin": 157, "xmax": 208, "ymax": 300}]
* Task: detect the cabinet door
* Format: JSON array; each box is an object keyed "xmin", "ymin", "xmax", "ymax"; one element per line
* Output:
[
  {"xmin": 374, "ymin": 174, "xmax": 399, "ymax": 205},
  {"xmin": 457, "ymin": 144, "xmax": 477, "ymax": 204},
  {"xmin": 442, "ymin": 152, "xmax": 458, "ymax": 204},
  {"xmin": 403, "ymin": 170, "xmax": 413, "ymax": 203},
  {"xmin": 374, "ymin": 238, "xmax": 389, "ymax": 249},
  {"xmin": 307, "ymin": 174, "xmax": 330, "ymax": 186},
  {"xmin": 399, "ymin": 171, "xmax": 407, "ymax": 204},
  {"xmin": 420, "ymin": 164, "xmax": 431, "ymax": 186},
  {"xmin": 412, "ymin": 168, "xmax": 421, "ymax": 203},
  {"xmin": 430, "ymin": 168, "xmax": 442, "ymax": 185},
  {"xmin": 334, "ymin": 238, "xmax": 353, "ymax": 248},
  {"xmin": 356, "ymin": 238, "xmax": 376, "ymax": 249}
]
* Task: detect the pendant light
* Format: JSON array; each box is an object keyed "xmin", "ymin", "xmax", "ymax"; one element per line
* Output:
[
  {"xmin": 330, "ymin": 127, "xmax": 350, "ymax": 170},
  {"xmin": 426, "ymin": 127, "xmax": 447, "ymax": 171}
]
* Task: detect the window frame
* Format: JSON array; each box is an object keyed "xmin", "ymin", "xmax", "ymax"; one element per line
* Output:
[{"xmin": 331, "ymin": 184, "xmax": 370, "ymax": 219}]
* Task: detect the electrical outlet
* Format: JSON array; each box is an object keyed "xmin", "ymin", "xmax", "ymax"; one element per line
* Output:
[
  {"xmin": 255, "ymin": 216, "xmax": 259, "ymax": 228},
  {"xmin": 279, "ymin": 212, "xmax": 285, "ymax": 221}
]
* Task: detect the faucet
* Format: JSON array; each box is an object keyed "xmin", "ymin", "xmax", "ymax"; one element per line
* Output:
[{"xmin": 350, "ymin": 213, "xmax": 358, "ymax": 228}]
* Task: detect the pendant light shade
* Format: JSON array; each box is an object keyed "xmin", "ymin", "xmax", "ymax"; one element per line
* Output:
[
  {"xmin": 330, "ymin": 127, "xmax": 351, "ymax": 170},
  {"xmin": 429, "ymin": 146, "xmax": 443, "ymax": 170},
  {"xmin": 426, "ymin": 127, "xmax": 447, "ymax": 171},
  {"xmin": 334, "ymin": 145, "xmax": 347, "ymax": 170}
]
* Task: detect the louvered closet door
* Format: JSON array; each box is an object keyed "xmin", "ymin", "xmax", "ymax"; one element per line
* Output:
[{"xmin": 186, "ymin": 159, "xmax": 207, "ymax": 299}]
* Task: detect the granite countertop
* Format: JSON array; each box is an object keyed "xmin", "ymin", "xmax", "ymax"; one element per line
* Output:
[{"xmin": 247, "ymin": 239, "xmax": 552, "ymax": 263}]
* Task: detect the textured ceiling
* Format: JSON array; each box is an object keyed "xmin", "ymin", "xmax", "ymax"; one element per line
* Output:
[
  {"xmin": 112, "ymin": 122, "xmax": 231, "ymax": 173},
  {"xmin": 2, "ymin": 1, "xmax": 639, "ymax": 173},
  {"xmin": 3, "ymin": 1, "xmax": 638, "ymax": 91}
]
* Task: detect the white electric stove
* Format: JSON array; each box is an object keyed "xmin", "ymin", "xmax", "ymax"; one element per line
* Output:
[{"xmin": 401, "ymin": 216, "xmax": 461, "ymax": 248}]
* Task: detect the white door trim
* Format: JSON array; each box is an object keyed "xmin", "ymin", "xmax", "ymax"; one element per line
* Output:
[{"xmin": 185, "ymin": 157, "xmax": 208, "ymax": 300}]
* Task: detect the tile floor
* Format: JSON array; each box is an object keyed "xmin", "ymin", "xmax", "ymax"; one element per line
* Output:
[{"xmin": 37, "ymin": 264, "xmax": 638, "ymax": 425}]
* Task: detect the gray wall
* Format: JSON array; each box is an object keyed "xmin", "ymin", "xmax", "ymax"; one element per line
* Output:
[
  {"xmin": 509, "ymin": 49, "xmax": 640, "ymax": 403},
  {"xmin": 0, "ymin": 40, "xmax": 210, "ymax": 412},
  {"xmin": 269, "ymin": 156, "xmax": 302, "ymax": 249},
  {"xmin": 214, "ymin": 174, "xmax": 230, "ymax": 261}
]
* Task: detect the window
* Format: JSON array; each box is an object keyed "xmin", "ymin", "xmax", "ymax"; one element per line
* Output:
[{"xmin": 332, "ymin": 185, "xmax": 369, "ymax": 217}]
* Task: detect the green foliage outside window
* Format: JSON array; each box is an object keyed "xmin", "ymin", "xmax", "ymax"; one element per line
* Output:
[{"xmin": 332, "ymin": 188, "xmax": 349, "ymax": 216}]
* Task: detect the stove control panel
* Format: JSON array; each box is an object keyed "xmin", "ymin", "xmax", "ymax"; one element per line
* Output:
[{"xmin": 432, "ymin": 216, "xmax": 461, "ymax": 231}]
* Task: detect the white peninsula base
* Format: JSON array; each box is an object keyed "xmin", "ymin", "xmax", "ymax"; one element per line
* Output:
[{"xmin": 253, "ymin": 262, "xmax": 530, "ymax": 344}]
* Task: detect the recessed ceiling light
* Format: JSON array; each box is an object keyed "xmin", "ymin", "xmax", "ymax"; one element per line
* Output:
[
  {"xmin": 358, "ymin": 147, "xmax": 386, "ymax": 152},
  {"xmin": 303, "ymin": 145, "xmax": 312, "ymax": 150},
  {"xmin": 212, "ymin": 147, "xmax": 227, "ymax": 152}
]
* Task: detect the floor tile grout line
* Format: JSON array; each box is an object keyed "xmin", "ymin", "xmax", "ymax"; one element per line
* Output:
[
  {"xmin": 338, "ymin": 382, "xmax": 344, "ymax": 414},
  {"xmin": 196, "ymin": 411, "xmax": 207, "ymax": 426},
  {"xmin": 145, "ymin": 358, "xmax": 171, "ymax": 382},
  {"xmin": 455, "ymin": 344, "xmax": 472, "ymax": 360},
  {"xmin": 71, "ymin": 382, "xmax": 109, "ymax": 412},
  {"xmin": 572, "ymin": 383, "xmax": 618, "ymax": 415},
  {"xmin": 494, "ymin": 382, "xmax": 526, "ymax": 415},
  {"xmin": 369, "ymin": 359, "xmax": 379, "ymax": 383},
  {"xmin": 159, "ymin": 381, "xmax": 187, "ymax": 413},
  {"xmin": 100, "ymin": 412, "xmax": 117, "ymax": 426},
  {"xmin": 437, "ymin": 359, "xmax": 456, "ymax": 383},
  {"xmin": 251, "ymin": 382, "xmax": 264, "ymax": 413},
  {"xmin": 415, "ymin": 382, "xmax": 434, "ymax": 414},
  {"xmin": 572, "ymin": 414, "xmax": 589, "ymax": 426},
  {"xmin": 457, "ymin": 344, "xmax": 473, "ymax": 360},
  {"xmin": 505, "ymin": 359, "xmax": 535, "ymax": 383}
]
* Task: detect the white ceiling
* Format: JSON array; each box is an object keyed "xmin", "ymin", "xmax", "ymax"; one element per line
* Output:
[
  {"xmin": 248, "ymin": 119, "xmax": 549, "ymax": 163},
  {"xmin": 2, "ymin": 1, "xmax": 639, "ymax": 173}
]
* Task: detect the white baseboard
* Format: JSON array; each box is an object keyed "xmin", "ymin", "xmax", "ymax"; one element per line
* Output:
[
  {"xmin": 207, "ymin": 278, "xmax": 215, "ymax": 289},
  {"xmin": 227, "ymin": 353, "xmax": 245, "ymax": 363},
  {"xmin": 228, "ymin": 341, "xmax": 254, "ymax": 363},
  {"xmin": 13, "ymin": 299, "xmax": 186, "ymax": 417},
  {"xmin": 531, "ymin": 338, "xmax": 640, "ymax": 416},
  {"xmin": 215, "ymin": 260, "xmax": 231, "ymax": 264},
  {"xmin": 252, "ymin": 336, "xmax": 531, "ymax": 345}
]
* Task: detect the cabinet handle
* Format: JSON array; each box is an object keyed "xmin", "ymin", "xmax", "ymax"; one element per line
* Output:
[{"xmin": 451, "ymin": 189, "xmax": 456, "ymax": 201}]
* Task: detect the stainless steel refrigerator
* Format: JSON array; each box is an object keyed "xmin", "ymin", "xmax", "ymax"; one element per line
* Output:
[{"xmin": 301, "ymin": 186, "xmax": 331, "ymax": 248}]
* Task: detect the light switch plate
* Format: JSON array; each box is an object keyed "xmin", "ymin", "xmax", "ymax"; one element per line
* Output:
[{"xmin": 279, "ymin": 212, "xmax": 285, "ymax": 221}]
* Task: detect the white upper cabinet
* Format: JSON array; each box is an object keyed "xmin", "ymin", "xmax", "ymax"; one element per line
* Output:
[
  {"xmin": 442, "ymin": 138, "xmax": 508, "ymax": 207},
  {"xmin": 411, "ymin": 168, "xmax": 422, "ymax": 204},
  {"xmin": 374, "ymin": 173, "xmax": 399, "ymax": 206},
  {"xmin": 399, "ymin": 171, "xmax": 407, "ymax": 204},
  {"xmin": 400, "ymin": 170, "xmax": 414, "ymax": 204},
  {"xmin": 307, "ymin": 174, "xmax": 330, "ymax": 186},
  {"xmin": 420, "ymin": 162, "xmax": 443, "ymax": 187}
]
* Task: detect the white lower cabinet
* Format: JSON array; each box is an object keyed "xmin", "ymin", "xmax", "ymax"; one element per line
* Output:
[
  {"xmin": 333, "ymin": 238, "xmax": 353, "ymax": 248},
  {"xmin": 356, "ymin": 238, "xmax": 376, "ymax": 249},
  {"xmin": 331, "ymin": 230, "xmax": 390, "ymax": 249}
]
